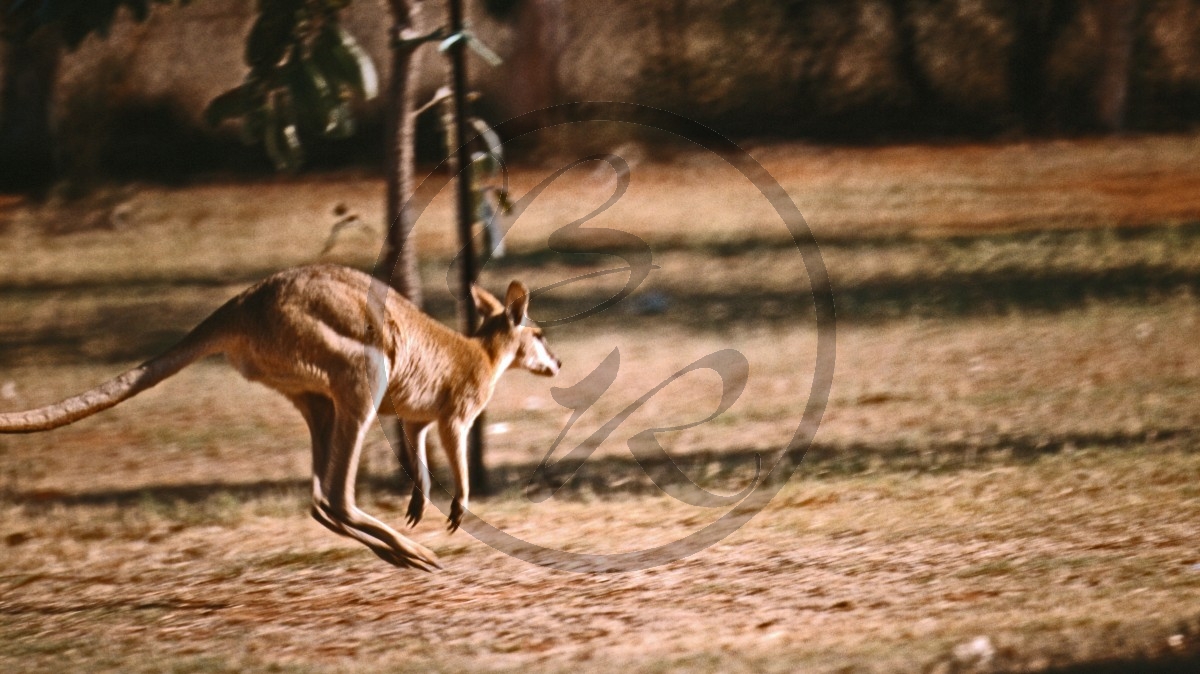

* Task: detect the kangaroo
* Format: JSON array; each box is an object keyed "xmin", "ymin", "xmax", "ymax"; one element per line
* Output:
[{"xmin": 0, "ymin": 264, "xmax": 561, "ymax": 571}]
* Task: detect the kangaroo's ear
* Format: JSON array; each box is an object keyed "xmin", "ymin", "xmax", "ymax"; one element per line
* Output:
[
  {"xmin": 471, "ymin": 284, "xmax": 505, "ymax": 318},
  {"xmin": 505, "ymin": 280, "xmax": 530, "ymax": 325}
]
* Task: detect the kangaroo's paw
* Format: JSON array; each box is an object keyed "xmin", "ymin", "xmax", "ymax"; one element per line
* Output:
[
  {"xmin": 370, "ymin": 538, "xmax": 443, "ymax": 572},
  {"xmin": 405, "ymin": 492, "xmax": 425, "ymax": 528},
  {"xmin": 447, "ymin": 498, "xmax": 465, "ymax": 534}
]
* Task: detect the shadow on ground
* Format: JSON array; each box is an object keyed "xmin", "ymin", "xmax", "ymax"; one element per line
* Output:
[
  {"xmin": 6, "ymin": 427, "xmax": 1192, "ymax": 510},
  {"xmin": 4, "ymin": 258, "xmax": 1200, "ymax": 367}
]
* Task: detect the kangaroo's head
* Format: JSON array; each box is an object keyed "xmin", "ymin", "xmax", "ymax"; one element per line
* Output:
[{"xmin": 472, "ymin": 281, "xmax": 562, "ymax": 377}]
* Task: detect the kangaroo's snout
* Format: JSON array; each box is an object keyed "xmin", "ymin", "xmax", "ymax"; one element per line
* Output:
[{"xmin": 539, "ymin": 356, "xmax": 562, "ymax": 378}]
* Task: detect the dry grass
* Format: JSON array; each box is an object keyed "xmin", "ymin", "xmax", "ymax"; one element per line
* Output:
[
  {"xmin": 1, "ymin": 449, "xmax": 1197, "ymax": 674},
  {"xmin": 2, "ymin": 135, "xmax": 1200, "ymax": 672}
]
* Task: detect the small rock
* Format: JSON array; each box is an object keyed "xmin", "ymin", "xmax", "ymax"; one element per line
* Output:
[{"xmin": 953, "ymin": 636, "xmax": 995, "ymax": 666}]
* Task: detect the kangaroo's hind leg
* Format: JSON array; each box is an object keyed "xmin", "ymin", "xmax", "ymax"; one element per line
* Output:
[
  {"xmin": 291, "ymin": 392, "xmax": 349, "ymax": 539},
  {"xmin": 401, "ymin": 420, "xmax": 434, "ymax": 527},
  {"xmin": 317, "ymin": 388, "xmax": 441, "ymax": 571},
  {"xmin": 436, "ymin": 417, "xmax": 471, "ymax": 533}
]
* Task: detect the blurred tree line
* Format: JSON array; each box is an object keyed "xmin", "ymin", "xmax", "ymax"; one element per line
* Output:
[
  {"xmin": 2, "ymin": 0, "xmax": 1199, "ymax": 188},
  {"xmin": 622, "ymin": 0, "xmax": 1194, "ymax": 137}
]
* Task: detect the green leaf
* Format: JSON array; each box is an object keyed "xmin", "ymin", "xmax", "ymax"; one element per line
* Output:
[
  {"xmin": 264, "ymin": 92, "xmax": 303, "ymax": 172},
  {"xmin": 469, "ymin": 118, "xmax": 503, "ymax": 158},
  {"xmin": 495, "ymin": 188, "xmax": 512, "ymax": 214},
  {"xmin": 280, "ymin": 123, "xmax": 303, "ymax": 169},
  {"xmin": 341, "ymin": 31, "xmax": 379, "ymax": 100},
  {"xmin": 464, "ymin": 30, "xmax": 503, "ymax": 67},
  {"xmin": 245, "ymin": 10, "xmax": 296, "ymax": 74},
  {"xmin": 313, "ymin": 24, "xmax": 378, "ymax": 102},
  {"xmin": 240, "ymin": 105, "xmax": 269, "ymax": 146},
  {"xmin": 437, "ymin": 32, "xmax": 465, "ymax": 53},
  {"xmin": 324, "ymin": 103, "xmax": 356, "ymax": 140},
  {"xmin": 438, "ymin": 30, "xmax": 503, "ymax": 67},
  {"xmin": 287, "ymin": 57, "xmax": 337, "ymax": 135},
  {"xmin": 203, "ymin": 86, "xmax": 258, "ymax": 128}
]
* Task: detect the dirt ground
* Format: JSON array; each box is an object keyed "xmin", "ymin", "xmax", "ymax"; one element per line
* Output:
[{"xmin": 2, "ymin": 135, "xmax": 1200, "ymax": 673}]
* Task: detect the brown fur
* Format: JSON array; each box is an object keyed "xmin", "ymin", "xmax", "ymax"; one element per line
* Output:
[{"xmin": 0, "ymin": 264, "xmax": 560, "ymax": 571}]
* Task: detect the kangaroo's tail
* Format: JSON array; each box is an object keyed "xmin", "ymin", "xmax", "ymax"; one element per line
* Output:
[{"xmin": 0, "ymin": 310, "xmax": 231, "ymax": 433}]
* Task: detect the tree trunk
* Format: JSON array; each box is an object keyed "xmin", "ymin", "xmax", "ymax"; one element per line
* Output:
[
  {"xmin": 1093, "ymin": 0, "xmax": 1137, "ymax": 133},
  {"xmin": 887, "ymin": 0, "xmax": 943, "ymax": 130},
  {"xmin": 380, "ymin": 0, "xmax": 425, "ymax": 485},
  {"xmin": 1008, "ymin": 0, "xmax": 1075, "ymax": 134},
  {"xmin": 0, "ymin": 23, "xmax": 61, "ymax": 192},
  {"xmin": 382, "ymin": 0, "xmax": 425, "ymax": 307}
]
